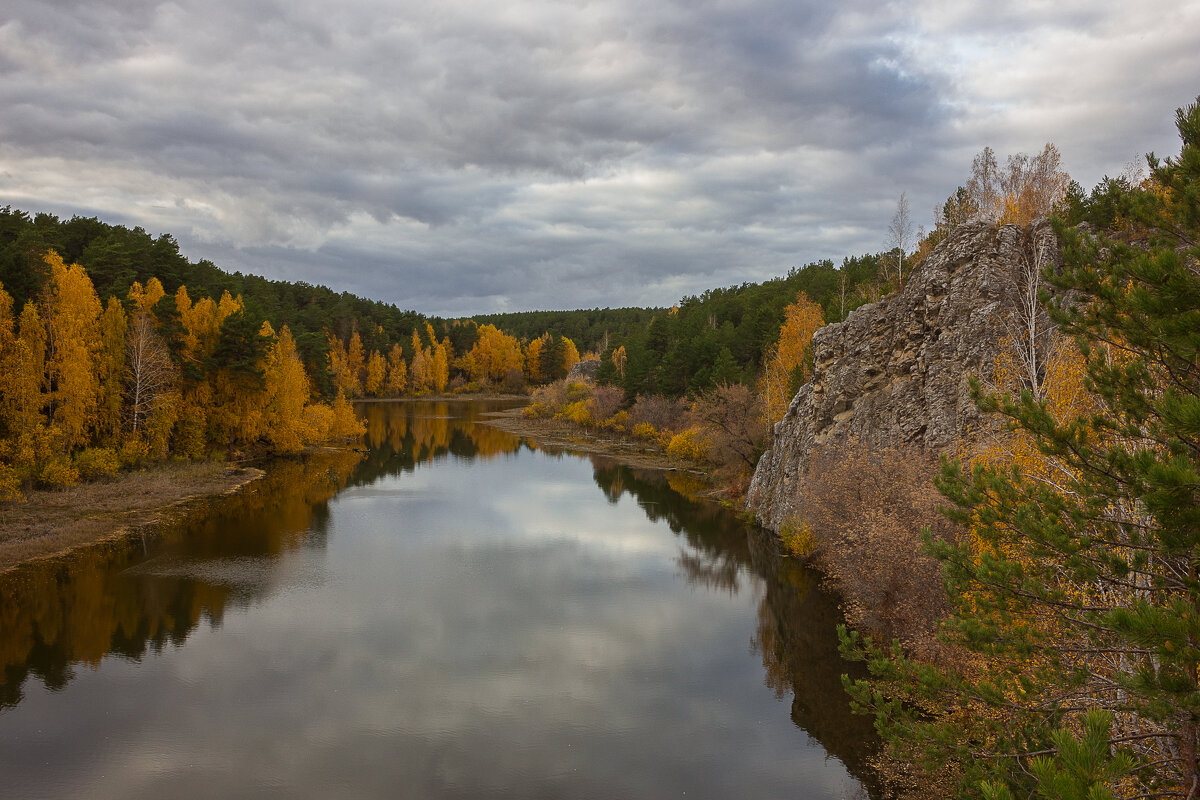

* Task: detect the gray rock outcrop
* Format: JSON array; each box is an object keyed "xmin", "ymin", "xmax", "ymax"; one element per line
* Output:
[
  {"xmin": 567, "ymin": 358, "xmax": 600, "ymax": 382},
  {"xmin": 747, "ymin": 220, "xmax": 1060, "ymax": 533}
]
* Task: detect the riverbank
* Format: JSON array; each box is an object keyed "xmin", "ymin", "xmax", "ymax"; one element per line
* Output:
[
  {"xmin": 0, "ymin": 461, "xmax": 265, "ymax": 572},
  {"xmin": 481, "ymin": 406, "xmax": 711, "ymax": 477}
]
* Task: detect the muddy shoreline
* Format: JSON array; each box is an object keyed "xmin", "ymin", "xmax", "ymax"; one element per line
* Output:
[{"xmin": 0, "ymin": 461, "xmax": 266, "ymax": 572}]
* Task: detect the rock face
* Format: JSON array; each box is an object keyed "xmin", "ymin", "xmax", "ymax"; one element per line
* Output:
[
  {"xmin": 567, "ymin": 358, "xmax": 600, "ymax": 381},
  {"xmin": 747, "ymin": 221, "xmax": 1060, "ymax": 533}
]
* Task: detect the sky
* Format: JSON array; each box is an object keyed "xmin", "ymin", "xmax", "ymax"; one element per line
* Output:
[{"xmin": 1, "ymin": 1, "xmax": 1198, "ymax": 317}]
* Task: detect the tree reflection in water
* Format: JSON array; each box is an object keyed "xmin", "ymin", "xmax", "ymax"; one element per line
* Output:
[
  {"xmin": 0, "ymin": 399, "xmax": 881, "ymax": 796},
  {"xmin": 0, "ymin": 447, "xmax": 364, "ymax": 709},
  {"xmin": 585, "ymin": 453, "xmax": 883, "ymax": 796}
]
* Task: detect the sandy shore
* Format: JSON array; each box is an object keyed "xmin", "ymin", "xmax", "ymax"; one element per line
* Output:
[{"xmin": 0, "ymin": 461, "xmax": 265, "ymax": 572}]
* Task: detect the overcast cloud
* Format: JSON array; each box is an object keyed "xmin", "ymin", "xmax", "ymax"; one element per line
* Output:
[{"xmin": 1, "ymin": 1, "xmax": 1197, "ymax": 316}]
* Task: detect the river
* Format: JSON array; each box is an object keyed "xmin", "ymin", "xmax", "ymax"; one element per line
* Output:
[{"xmin": 0, "ymin": 400, "xmax": 879, "ymax": 799}]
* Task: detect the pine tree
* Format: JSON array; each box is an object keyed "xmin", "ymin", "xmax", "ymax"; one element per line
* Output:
[{"xmin": 842, "ymin": 97, "xmax": 1200, "ymax": 799}]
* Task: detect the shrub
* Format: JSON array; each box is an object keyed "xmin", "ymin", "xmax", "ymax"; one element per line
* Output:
[
  {"xmin": 118, "ymin": 437, "xmax": 150, "ymax": 468},
  {"xmin": 601, "ymin": 410, "xmax": 629, "ymax": 432},
  {"xmin": 566, "ymin": 381, "xmax": 592, "ymax": 402},
  {"xmin": 631, "ymin": 422, "xmax": 658, "ymax": 441},
  {"xmin": 73, "ymin": 447, "xmax": 120, "ymax": 480},
  {"xmin": 529, "ymin": 380, "xmax": 569, "ymax": 415},
  {"xmin": 0, "ymin": 464, "xmax": 21, "ymax": 503},
  {"xmin": 628, "ymin": 394, "xmax": 686, "ymax": 432},
  {"xmin": 557, "ymin": 400, "xmax": 594, "ymax": 427},
  {"xmin": 39, "ymin": 455, "xmax": 79, "ymax": 488},
  {"xmin": 521, "ymin": 401, "xmax": 552, "ymax": 419},
  {"xmin": 779, "ymin": 518, "xmax": 817, "ymax": 557},
  {"xmin": 666, "ymin": 428, "xmax": 710, "ymax": 462},
  {"xmin": 794, "ymin": 442, "xmax": 960, "ymax": 659},
  {"xmin": 587, "ymin": 385, "xmax": 625, "ymax": 422}
]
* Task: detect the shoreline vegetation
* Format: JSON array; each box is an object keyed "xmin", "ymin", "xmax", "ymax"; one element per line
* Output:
[{"xmin": 0, "ymin": 393, "xmax": 716, "ymax": 575}]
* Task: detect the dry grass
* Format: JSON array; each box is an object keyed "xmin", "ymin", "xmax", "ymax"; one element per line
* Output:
[{"xmin": 0, "ymin": 461, "xmax": 264, "ymax": 570}]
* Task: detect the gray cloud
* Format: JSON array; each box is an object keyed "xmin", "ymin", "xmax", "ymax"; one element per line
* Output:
[{"xmin": 1, "ymin": 0, "xmax": 1197, "ymax": 315}]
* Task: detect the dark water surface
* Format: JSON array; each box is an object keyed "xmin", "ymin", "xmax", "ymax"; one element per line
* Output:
[{"xmin": 0, "ymin": 400, "xmax": 878, "ymax": 799}]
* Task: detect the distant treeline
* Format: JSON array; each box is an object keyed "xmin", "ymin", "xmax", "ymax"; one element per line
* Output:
[
  {"xmin": 0, "ymin": 207, "xmax": 430, "ymax": 397},
  {"xmin": 1, "ymin": 206, "xmax": 892, "ymax": 403}
]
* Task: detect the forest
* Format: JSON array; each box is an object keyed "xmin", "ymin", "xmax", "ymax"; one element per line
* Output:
[{"xmin": 0, "ymin": 199, "xmax": 891, "ymax": 500}]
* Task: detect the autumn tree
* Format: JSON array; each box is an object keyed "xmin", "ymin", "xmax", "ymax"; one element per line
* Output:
[
  {"xmin": 42, "ymin": 251, "xmax": 103, "ymax": 451},
  {"xmin": 408, "ymin": 330, "xmax": 432, "ymax": 394},
  {"xmin": 524, "ymin": 335, "xmax": 546, "ymax": 384},
  {"xmin": 430, "ymin": 337, "xmax": 450, "ymax": 394},
  {"xmin": 966, "ymin": 143, "xmax": 1071, "ymax": 226},
  {"xmin": 466, "ymin": 324, "xmax": 523, "ymax": 384},
  {"xmin": 365, "ymin": 349, "xmax": 385, "ymax": 396},
  {"xmin": 346, "ymin": 330, "xmax": 365, "ymax": 396},
  {"xmin": 261, "ymin": 325, "xmax": 312, "ymax": 452},
  {"xmin": 757, "ymin": 292, "xmax": 824, "ymax": 430},
  {"xmin": 327, "ymin": 333, "xmax": 356, "ymax": 396},
  {"xmin": 611, "ymin": 344, "xmax": 627, "ymax": 379},
  {"xmin": 384, "ymin": 344, "xmax": 407, "ymax": 395},
  {"xmin": 129, "ymin": 277, "xmax": 166, "ymax": 316}
]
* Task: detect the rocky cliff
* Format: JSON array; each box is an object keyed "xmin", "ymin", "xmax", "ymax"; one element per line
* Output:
[{"xmin": 747, "ymin": 220, "xmax": 1060, "ymax": 533}]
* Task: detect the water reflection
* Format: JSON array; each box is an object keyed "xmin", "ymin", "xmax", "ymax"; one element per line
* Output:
[
  {"xmin": 0, "ymin": 448, "xmax": 363, "ymax": 709},
  {"xmin": 0, "ymin": 400, "xmax": 879, "ymax": 798}
]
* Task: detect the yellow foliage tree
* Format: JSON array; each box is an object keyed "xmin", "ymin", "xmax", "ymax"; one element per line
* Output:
[
  {"xmin": 561, "ymin": 336, "xmax": 580, "ymax": 375},
  {"xmin": 261, "ymin": 326, "xmax": 313, "ymax": 453},
  {"xmin": 757, "ymin": 292, "xmax": 824, "ymax": 429},
  {"xmin": 611, "ymin": 345, "xmax": 627, "ymax": 378},
  {"xmin": 467, "ymin": 324, "xmax": 524, "ymax": 383},
  {"xmin": 408, "ymin": 330, "xmax": 432, "ymax": 394},
  {"xmin": 384, "ymin": 344, "xmax": 407, "ymax": 395},
  {"xmin": 431, "ymin": 339, "xmax": 450, "ymax": 394},
  {"xmin": 328, "ymin": 389, "xmax": 366, "ymax": 438},
  {"xmin": 346, "ymin": 331, "xmax": 365, "ymax": 396},
  {"xmin": 365, "ymin": 349, "xmax": 386, "ymax": 396},
  {"xmin": 524, "ymin": 336, "xmax": 545, "ymax": 384},
  {"xmin": 129, "ymin": 277, "xmax": 166, "ymax": 316},
  {"xmin": 327, "ymin": 333, "xmax": 356, "ymax": 396},
  {"xmin": 43, "ymin": 251, "xmax": 103, "ymax": 451}
]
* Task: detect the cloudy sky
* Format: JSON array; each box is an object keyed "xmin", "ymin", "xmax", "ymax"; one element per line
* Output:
[{"xmin": 1, "ymin": 1, "xmax": 1197, "ymax": 316}]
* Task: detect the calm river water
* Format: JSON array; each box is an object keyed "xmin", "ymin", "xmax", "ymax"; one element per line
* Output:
[{"xmin": 0, "ymin": 400, "xmax": 878, "ymax": 799}]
